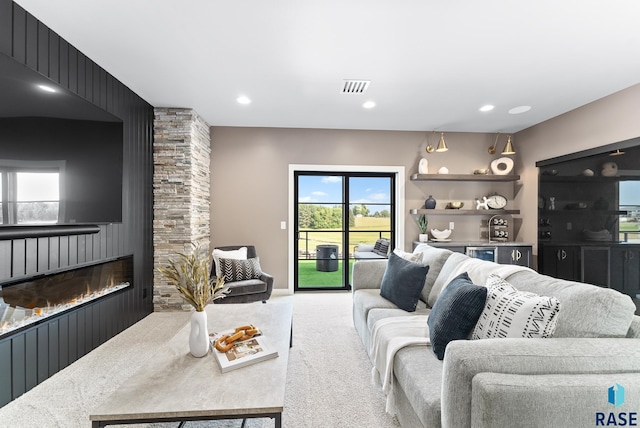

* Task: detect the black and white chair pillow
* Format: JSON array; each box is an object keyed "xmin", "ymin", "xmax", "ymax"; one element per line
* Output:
[{"xmin": 218, "ymin": 257, "xmax": 263, "ymax": 282}]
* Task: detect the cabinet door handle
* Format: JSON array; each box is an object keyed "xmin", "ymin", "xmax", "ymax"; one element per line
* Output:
[
  {"xmin": 630, "ymin": 251, "xmax": 634, "ymax": 260},
  {"xmin": 516, "ymin": 250, "xmax": 522, "ymax": 261},
  {"xmin": 559, "ymin": 250, "xmax": 567, "ymax": 260},
  {"xmin": 511, "ymin": 249, "xmax": 516, "ymax": 261},
  {"xmin": 557, "ymin": 250, "xmax": 561, "ymax": 261}
]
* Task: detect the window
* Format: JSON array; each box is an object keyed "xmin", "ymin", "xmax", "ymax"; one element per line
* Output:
[{"xmin": 0, "ymin": 168, "xmax": 60, "ymax": 225}]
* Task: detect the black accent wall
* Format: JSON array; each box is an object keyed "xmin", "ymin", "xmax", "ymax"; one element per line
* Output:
[{"xmin": 0, "ymin": 1, "xmax": 154, "ymax": 406}]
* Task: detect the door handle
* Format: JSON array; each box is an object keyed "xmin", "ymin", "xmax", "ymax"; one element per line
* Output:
[
  {"xmin": 516, "ymin": 250, "xmax": 522, "ymax": 261},
  {"xmin": 557, "ymin": 249, "xmax": 567, "ymax": 261}
]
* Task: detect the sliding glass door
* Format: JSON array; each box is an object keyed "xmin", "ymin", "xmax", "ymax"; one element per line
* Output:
[{"xmin": 294, "ymin": 172, "xmax": 394, "ymax": 290}]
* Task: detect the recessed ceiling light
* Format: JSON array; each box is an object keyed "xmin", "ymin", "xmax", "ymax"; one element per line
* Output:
[
  {"xmin": 236, "ymin": 96, "xmax": 251, "ymax": 105},
  {"xmin": 37, "ymin": 84, "xmax": 56, "ymax": 93},
  {"xmin": 362, "ymin": 101, "xmax": 376, "ymax": 109},
  {"xmin": 479, "ymin": 104, "xmax": 495, "ymax": 112},
  {"xmin": 509, "ymin": 105, "xmax": 531, "ymax": 114}
]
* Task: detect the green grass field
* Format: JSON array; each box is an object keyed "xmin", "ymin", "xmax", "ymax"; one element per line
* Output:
[
  {"xmin": 297, "ymin": 259, "xmax": 355, "ymax": 288},
  {"xmin": 296, "ymin": 217, "xmax": 387, "ymax": 288}
]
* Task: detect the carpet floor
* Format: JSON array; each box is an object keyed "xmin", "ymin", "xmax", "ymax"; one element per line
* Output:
[{"xmin": 0, "ymin": 292, "xmax": 400, "ymax": 428}]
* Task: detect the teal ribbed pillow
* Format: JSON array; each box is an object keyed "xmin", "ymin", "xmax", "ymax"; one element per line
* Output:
[{"xmin": 427, "ymin": 272, "xmax": 487, "ymax": 360}]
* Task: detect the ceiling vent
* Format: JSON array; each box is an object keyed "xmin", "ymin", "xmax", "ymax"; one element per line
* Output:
[{"xmin": 341, "ymin": 80, "xmax": 370, "ymax": 94}]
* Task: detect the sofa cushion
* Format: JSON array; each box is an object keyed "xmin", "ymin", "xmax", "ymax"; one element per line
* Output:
[
  {"xmin": 380, "ymin": 252, "xmax": 429, "ymax": 312},
  {"xmin": 428, "ymin": 272, "xmax": 487, "ymax": 360},
  {"xmin": 393, "ymin": 345, "xmax": 443, "ymax": 428},
  {"xmin": 471, "ymin": 274, "xmax": 561, "ymax": 340},
  {"xmin": 353, "ymin": 289, "xmax": 402, "ymax": 353},
  {"xmin": 412, "ymin": 244, "xmax": 453, "ymax": 304},
  {"xmin": 429, "ymin": 252, "xmax": 530, "ymax": 307},
  {"xmin": 505, "ymin": 270, "xmax": 636, "ymax": 338},
  {"xmin": 223, "ymin": 278, "xmax": 267, "ymax": 296},
  {"xmin": 367, "ymin": 307, "xmax": 430, "ymax": 336},
  {"xmin": 218, "ymin": 257, "xmax": 262, "ymax": 281}
]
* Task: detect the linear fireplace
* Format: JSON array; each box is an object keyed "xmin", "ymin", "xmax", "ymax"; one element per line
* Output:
[{"xmin": 0, "ymin": 256, "xmax": 133, "ymax": 338}]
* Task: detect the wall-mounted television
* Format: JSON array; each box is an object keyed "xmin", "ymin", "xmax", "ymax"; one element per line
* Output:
[{"xmin": 0, "ymin": 52, "xmax": 123, "ymax": 227}]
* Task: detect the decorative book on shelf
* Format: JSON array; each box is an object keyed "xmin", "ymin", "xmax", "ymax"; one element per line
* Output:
[{"xmin": 209, "ymin": 329, "xmax": 278, "ymax": 373}]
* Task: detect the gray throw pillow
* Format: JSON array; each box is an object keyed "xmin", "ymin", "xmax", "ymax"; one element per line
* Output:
[
  {"xmin": 427, "ymin": 272, "xmax": 487, "ymax": 360},
  {"xmin": 380, "ymin": 252, "xmax": 429, "ymax": 312},
  {"xmin": 218, "ymin": 257, "xmax": 262, "ymax": 281}
]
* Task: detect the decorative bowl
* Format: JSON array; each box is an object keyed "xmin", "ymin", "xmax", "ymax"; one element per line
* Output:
[
  {"xmin": 446, "ymin": 201, "xmax": 464, "ymax": 209},
  {"xmin": 430, "ymin": 228, "xmax": 452, "ymax": 240}
]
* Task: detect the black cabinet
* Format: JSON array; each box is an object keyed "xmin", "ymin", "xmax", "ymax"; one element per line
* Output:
[
  {"xmin": 497, "ymin": 246, "xmax": 532, "ymax": 267},
  {"xmin": 540, "ymin": 244, "xmax": 580, "ymax": 281},
  {"xmin": 611, "ymin": 246, "xmax": 640, "ymax": 299}
]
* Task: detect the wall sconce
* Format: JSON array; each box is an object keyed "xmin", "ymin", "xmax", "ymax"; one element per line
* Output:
[
  {"xmin": 502, "ymin": 135, "xmax": 515, "ymax": 155},
  {"xmin": 436, "ymin": 132, "xmax": 448, "ymax": 152},
  {"xmin": 426, "ymin": 131, "xmax": 449, "ymax": 153},
  {"xmin": 488, "ymin": 133, "xmax": 516, "ymax": 155},
  {"xmin": 488, "ymin": 133, "xmax": 501, "ymax": 154}
]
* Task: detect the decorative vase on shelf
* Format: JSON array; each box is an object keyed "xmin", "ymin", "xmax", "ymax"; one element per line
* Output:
[
  {"xmin": 418, "ymin": 158, "xmax": 429, "ymax": 174},
  {"xmin": 189, "ymin": 310, "xmax": 209, "ymax": 358},
  {"xmin": 425, "ymin": 195, "xmax": 436, "ymax": 209},
  {"xmin": 419, "ymin": 233, "xmax": 429, "ymax": 242}
]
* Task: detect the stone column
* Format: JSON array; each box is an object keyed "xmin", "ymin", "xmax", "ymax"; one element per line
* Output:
[{"xmin": 153, "ymin": 108, "xmax": 211, "ymax": 311}]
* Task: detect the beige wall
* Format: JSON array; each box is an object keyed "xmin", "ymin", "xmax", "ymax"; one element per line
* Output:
[
  {"xmin": 514, "ymin": 83, "xmax": 640, "ymax": 257},
  {"xmin": 210, "ymin": 128, "xmax": 522, "ymax": 289}
]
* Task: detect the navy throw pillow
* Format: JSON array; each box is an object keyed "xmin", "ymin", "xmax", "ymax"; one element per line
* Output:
[
  {"xmin": 427, "ymin": 272, "xmax": 487, "ymax": 360},
  {"xmin": 380, "ymin": 252, "xmax": 429, "ymax": 312}
]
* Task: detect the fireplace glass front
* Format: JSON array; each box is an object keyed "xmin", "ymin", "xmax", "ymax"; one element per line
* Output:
[{"xmin": 0, "ymin": 256, "xmax": 133, "ymax": 337}]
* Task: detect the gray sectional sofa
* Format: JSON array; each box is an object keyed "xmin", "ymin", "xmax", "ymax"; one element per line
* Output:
[{"xmin": 352, "ymin": 243, "xmax": 640, "ymax": 428}]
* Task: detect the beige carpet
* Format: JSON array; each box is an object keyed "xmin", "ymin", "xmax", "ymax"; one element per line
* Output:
[{"xmin": 0, "ymin": 292, "xmax": 400, "ymax": 428}]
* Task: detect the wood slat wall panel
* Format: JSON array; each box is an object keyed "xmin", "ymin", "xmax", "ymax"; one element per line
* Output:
[{"xmin": 0, "ymin": 0, "xmax": 154, "ymax": 407}]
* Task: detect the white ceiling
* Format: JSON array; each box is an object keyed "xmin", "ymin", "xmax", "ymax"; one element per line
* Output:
[{"xmin": 15, "ymin": 0, "xmax": 640, "ymax": 133}]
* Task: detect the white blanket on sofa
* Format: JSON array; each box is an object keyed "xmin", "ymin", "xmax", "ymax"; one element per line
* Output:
[{"xmin": 370, "ymin": 315, "xmax": 430, "ymax": 415}]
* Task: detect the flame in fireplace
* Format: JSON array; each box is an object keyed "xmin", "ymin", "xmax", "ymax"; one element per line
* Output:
[{"xmin": 0, "ymin": 280, "xmax": 130, "ymax": 336}]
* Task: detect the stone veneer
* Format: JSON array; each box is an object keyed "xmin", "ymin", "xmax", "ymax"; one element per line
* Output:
[{"xmin": 153, "ymin": 108, "xmax": 211, "ymax": 311}]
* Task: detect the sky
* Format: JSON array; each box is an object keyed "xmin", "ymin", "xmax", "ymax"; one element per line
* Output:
[{"xmin": 298, "ymin": 175, "xmax": 390, "ymax": 211}]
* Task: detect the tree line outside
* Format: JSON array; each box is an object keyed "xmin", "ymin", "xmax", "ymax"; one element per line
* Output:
[{"xmin": 298, "ymin": 203, "xmax": 390, "ymax": 230}]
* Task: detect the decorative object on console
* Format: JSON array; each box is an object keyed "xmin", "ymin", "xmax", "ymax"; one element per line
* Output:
[
  {"xmin": 471, "ymin": 274, "xmax": 561, "ymax": 340},
  {"xmin": 415, "ymin": 214, "xmax": 429, "ymax": 242},
  {"xmin": 490, "ymin": 157, "xmax": 514, "ymax": 175},
  {"xmin": 418, "ymin": 158, "xmax": 429, "ymax": 174},
  {"xmin": 425, "ymin": 195, "xmax": 437, "ymax": 209},
  {"xmin": 430, "ymin": 228, "xmax": 452, "ymax": 240},
  {"xmin": 158, "ymin": 243, "xmax": 230, "ymax": 357},
  {"xmin": 582, "ymin": 168, "xmax": 594, "ymax": 176},
  {"xmin": 438, "ymin": 166, "xmax": 449, "ymax": 174},
  {"xmin": 601, "ymin": 161, "xmax": 619, "ymax": 177}
]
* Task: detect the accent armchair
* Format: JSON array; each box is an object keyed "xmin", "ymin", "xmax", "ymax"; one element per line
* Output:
[{"xmin": 210, "ymin": 245, "xmax": 274, "ymax": 304}]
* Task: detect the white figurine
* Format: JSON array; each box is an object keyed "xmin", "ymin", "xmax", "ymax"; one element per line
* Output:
[{"xmin": 476, "ymin": 196, "xmax": 489, "ymax": 210}]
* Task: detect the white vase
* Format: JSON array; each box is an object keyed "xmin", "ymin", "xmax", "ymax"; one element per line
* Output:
[
  {"xmin": 189, "ymin": 310, "xmax": 209, "ymax": 358},
  {"xmin": 419, "ymin": 233, "xmax": 429, "ymax": 242}
]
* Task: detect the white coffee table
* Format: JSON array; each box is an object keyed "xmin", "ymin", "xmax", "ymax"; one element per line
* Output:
[{"xmin": 90, "ymin": 296, "xmax": 293, "ymax": 427}]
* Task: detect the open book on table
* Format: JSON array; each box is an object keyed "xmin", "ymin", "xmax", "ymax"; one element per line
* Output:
[{"xmin": 209, "ymin": 329, "xmax": 279, "ymax": 373}]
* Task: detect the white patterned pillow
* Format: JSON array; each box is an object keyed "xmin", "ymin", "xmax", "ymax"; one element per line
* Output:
[
  {"xmin": 471, "ymin": 274, "xmax": 561, "ymax": 340},
  {"xmin": 218, "ymin": 257, "xmax": 262, "ymax": 281}
]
